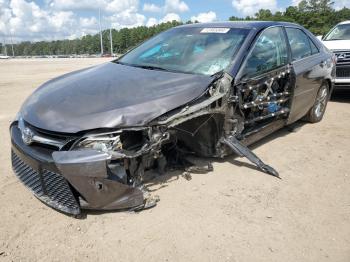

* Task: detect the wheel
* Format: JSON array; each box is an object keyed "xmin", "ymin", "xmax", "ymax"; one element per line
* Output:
[{"xmin": 305, "ymin": 83, "xmax": 329, "ymax": 123}]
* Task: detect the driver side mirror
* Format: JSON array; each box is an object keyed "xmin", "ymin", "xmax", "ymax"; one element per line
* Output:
[{"xmin": 316, "ymin": 35, "xmax": 323, "ymax": 41}]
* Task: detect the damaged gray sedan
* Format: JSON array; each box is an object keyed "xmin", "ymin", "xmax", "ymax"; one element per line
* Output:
[{"xmin": 11, "ymin": 22, "xmax": 336, "ymax": 215}]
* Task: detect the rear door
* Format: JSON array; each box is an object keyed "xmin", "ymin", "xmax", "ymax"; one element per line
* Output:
[{"xmin": 285, "ymin": 27, "xmax": 326, "ymax": 123}]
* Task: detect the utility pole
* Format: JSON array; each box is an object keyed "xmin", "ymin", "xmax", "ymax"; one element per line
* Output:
[
  {"xmin": 2, "ymin": 36, "xmax": 7, "ymax": 56},
  {"xmin": 109, "ymin": 27, "xmax": 113, "ymax": 56},
  {"xmin": 99, "ymin": 8, "xmax": 103, "ymax": 56},
  {"xmin": 10, "ymin": 32, "xmax": 15, "ymax": 57}
]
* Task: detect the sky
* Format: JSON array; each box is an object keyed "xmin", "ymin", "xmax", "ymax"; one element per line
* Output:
[{"xmin": 0, "ymin": 0, "xmax": 349, "ymax": 42}]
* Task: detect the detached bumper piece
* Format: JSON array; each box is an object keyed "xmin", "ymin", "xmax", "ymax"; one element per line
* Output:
[{"xmin": 11, "ymin": 150, "xmax": 80, "ymax": 215}]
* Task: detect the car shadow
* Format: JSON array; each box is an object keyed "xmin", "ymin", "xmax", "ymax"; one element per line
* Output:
[
  {"xmin": 221, "ymin": 121, "xmax": 306, "ymax": 171},
  {"xmin": 331, "ymin": 89, "xmax": 350, "ymax": 103},
  {"xmin": 250, "ymin": 121, "xmax": 306, "ymax": 150}
]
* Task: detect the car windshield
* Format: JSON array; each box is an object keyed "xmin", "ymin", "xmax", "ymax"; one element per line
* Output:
[
  {"xmin": 118, "ymin": 27, "xmax": 250, "ymax": 75},
  {"xmin": 324, "ymin": 24, "xmax": 350, "ymax": 41}
]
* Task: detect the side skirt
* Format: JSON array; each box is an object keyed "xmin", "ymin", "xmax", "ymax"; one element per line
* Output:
[
  {"xmin": 241, "ymin": 119, "xmax": 286, "ymax": 146},
  {"xmin": 222, "ymin": 136, "xmax": 280, "ymax": 178}
]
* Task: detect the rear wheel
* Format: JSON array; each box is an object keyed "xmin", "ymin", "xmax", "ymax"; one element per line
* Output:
[{"xmin": 305, "ymin": 83, "xmax": 329, "ymax": 123}]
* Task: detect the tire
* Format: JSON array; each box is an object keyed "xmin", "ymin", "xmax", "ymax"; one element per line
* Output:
[{"xmin": 305, "ymin": 83, "xmax": 329, "ymax": 123}]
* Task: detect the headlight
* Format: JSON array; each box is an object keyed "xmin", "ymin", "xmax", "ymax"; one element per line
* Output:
[
  {"xmin": 74, "ymin": 133, "xmax": 122, "ymax": 154},
  {"xmin": 72, "ymin": 128, "xmax": 167, "ymax": 159}
]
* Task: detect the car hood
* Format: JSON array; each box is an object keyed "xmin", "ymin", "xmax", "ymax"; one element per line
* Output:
[
  {"xmin": 322, "ymin": 40, "xmax": 350, "ymax": 51},
  {"xmin": 20, "ymin": 62, "xmax": 214, "ymax": 133}
]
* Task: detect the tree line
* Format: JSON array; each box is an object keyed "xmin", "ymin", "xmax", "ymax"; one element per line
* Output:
[
  {"xmin": 1, "ymin": 0, "xmax": 349, "ymax": 56},
  {"xmin": 229, "ymin": 0, "xmax": 350, "ymax": 35}
]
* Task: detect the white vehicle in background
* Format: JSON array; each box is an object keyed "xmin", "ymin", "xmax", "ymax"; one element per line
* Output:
[
  {"xmin": 319, "ymin": 20, "xmax": 350, "ymax": 89},
  {"xmin": 0, "ymin": 55, "xmax": 10, "ymax": 59}
]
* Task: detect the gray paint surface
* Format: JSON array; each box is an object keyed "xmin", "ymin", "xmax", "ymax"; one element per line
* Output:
[{"xmin": 21, "ymin": 62, "xmax": 213, "ymax": 133}]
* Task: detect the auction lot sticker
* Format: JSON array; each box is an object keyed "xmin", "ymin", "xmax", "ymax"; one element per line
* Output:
[{"xmin": 201, "ymin": 28, "xmax": 230, "ymax": 33}]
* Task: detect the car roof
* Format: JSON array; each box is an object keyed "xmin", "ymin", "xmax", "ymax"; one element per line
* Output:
[
  {"xmin": 177, "ymin": 21, "xmax": 301, "ymax": 30},
  {"xmin": 338, "ymin": 20, "xmax": 350, "ymax": 25}
]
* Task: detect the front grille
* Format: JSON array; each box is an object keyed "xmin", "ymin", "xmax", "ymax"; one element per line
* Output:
[
  {"xmin": 21, "ymin": 119, "xmax": 78, "ymax": 151},
  {"xmin": 336, "ymin": 66, "xmax": 350, "ymax": 78},
  {"xmin": 12, "ymin": 151, "xmax": 44, "ymax": 196},
  {"xmin": 11, "ymin": 150, "xmax": 80, "ymax": 215},
  {"xmin": 42, "ymin": 169, "xmax": 80, "ymax": 211},
  {"xmin": 334, "ymin": 50, "xmax": 350, "ymax": 66}
]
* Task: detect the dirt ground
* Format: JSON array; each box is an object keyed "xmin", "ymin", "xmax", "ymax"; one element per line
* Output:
[{"xmin": 0, "ymin": 58, "xmax": 349, "ymax": 262}]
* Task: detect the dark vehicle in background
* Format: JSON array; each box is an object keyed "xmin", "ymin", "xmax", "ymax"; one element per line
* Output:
[
  {"xmin": 319, "ymin": 20, "xmax": 350, "ymax": 90},
  {"xmin": 10, "ymin": 21, "xmax": 335, "ymax": 215}
]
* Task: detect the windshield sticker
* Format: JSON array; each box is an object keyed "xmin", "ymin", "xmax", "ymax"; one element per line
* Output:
[{"xmin": 201, "ymin": 28, "xmax": 230, "ymax": 34}]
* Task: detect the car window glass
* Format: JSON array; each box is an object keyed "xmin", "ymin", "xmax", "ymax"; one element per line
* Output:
[
  {"xmin": 119, "ymin": 27, "xmax": 249, "ymax": 75},
  {"xmin": 309, "ymin": 38, "xmax": 319, "ymax": 54},
  {"xmin": 286, "ymin": 28, "xmax": 312, "ymax": 60},
  {"xmin": 242, "ymin": 27, "xmax": 288, "ymax": 78},
  {"xmin": 324, "ymin": 24, "xmax": 350, "ymax": 41}
]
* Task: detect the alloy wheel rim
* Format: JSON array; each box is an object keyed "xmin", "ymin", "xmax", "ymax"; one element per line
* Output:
[{"xmin": 314, "ymin": 86, "xmax": 328, "ymax": 118}]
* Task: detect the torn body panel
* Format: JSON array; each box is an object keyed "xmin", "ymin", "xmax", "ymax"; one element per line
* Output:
[
  {"xmin": 151, "ymin": 67, "xmax": 292, "ymax": 175},
  {"xmin": 154, "ymin": 66, "xmax": 293, "ymax": 155}
]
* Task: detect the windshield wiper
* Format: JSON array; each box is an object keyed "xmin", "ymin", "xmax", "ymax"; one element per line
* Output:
[
  {"xmin": 116, "ymin": 61, "xmax": 170, "ymax": 72},
  {"xmin": 114, "ymin": 60, "xmax": 128, "ymax": 65},
  {"xmin": 133, "ymin": 64, "xmax": 169, "ymax": 71},
  {"xmin": 115, "ymin": 61, "xmax": 198, "ymax": 75}
]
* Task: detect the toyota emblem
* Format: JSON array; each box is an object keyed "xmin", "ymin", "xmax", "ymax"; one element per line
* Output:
[{"xmin": 21, "ymin": 127, "xmax": 34, "ymax": 145}]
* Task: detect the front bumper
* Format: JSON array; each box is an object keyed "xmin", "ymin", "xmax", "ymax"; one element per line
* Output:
[
  {"xmin": 333, "ymin": 50, "xmax": 350, "ymax": 89},
  {"xmin": 334, "ymin": 78, "xmax": 350, "ymax": 89},
  {"xmin": 10, "ymin": 124, "xmax": 145, "ymax": 215}
]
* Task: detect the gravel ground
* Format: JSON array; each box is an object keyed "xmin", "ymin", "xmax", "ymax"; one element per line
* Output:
[{"xmin": 0, "ymin": 58, "xmax": 349, "ymax": 262}]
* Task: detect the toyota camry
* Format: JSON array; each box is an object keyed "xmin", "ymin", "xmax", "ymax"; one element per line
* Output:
[{"xmin": 10, "ymin": 21, "xmax": 335, "ymax": 215}]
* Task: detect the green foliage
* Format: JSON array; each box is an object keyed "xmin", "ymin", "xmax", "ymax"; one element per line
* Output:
[
  {"xmin": 229, "ymin": 0, "xmax": 350, "ymax": 35},
  {"xmin": 8, "ymin": 20, "xmax": 183, "ymax": 56},
  {"xmin": 5, "ymin": 1, "xmax": 350, "ymax": 56}
]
